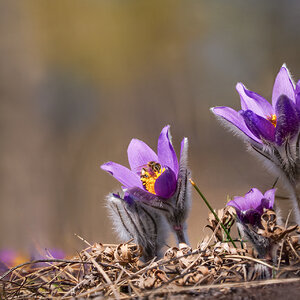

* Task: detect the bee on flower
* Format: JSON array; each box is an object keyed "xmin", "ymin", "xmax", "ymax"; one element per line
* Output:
[{"xmin": 101, "ymin": 125, "xmax": 191, "ymax": 260}]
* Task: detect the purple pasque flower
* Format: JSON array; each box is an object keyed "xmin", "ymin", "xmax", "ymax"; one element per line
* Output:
[
  {"xmin": 101, "ymin": 126, "xmax": 191, "ymax": 245},
  {"xmin": 228, "ymin": 188, "xmax": 279, "ymax": 264},
  {"xmin": 227, "ymin": 188, "xmax": 275, "ymax": 226},
  {"xmin": 30, "ymin": 248, "xmax": 65, "ymax": 268},
  {"xmin": 211, "ymin": 64, "xmax": 299, "ymax": 146},
  {"xmin": 0, "ymin": 249, "xmax": 28, "ymax": 278},
  {"xmin": 212, "ymin": 65, "xmax": 300, "ymax": 225},
  {"xmin": 0, "ymin": 249, "xmax": 18, "ymax": 267},
  {"xmin": 101, "ymin": 125, "xmax": 178, "ymax": 200}
]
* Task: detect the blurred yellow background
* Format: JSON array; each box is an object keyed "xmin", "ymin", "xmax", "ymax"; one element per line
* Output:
[{"xmin": 1, "ymin": 0, "xmax": 300, "ymax": 253}]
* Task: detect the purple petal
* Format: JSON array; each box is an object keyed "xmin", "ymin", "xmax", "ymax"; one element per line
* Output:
[
  {"xmin": 227, "ymin": 200, "xmax": 260, "ymax": 226},
  {"xmin": 47, "ymin": 249, "xmax": 65, "ymax": 259},
  {"xmin": 0, "ymin": 261, "xmax": 8, "ymax": 274},
  {"xmin": 157, "ymin": 125, "xmax": 179, "ymax": 176},
  {"xmin": 244, "ymin": 188, "xmax": 264, "ymax": 207},
  {"xmin": 211, "ymin": 106, "xmax": 261, "ymax": 143},
  {"xmin": 258, "ymin": 198, "xmax": 272, "ymax": 212},
  {"xmin": 154, "ymin": 168, "xmax": 177, "ymax": 198},
  {"xmin": 111, "ymin": 192, "xmax": 134, "ymax": 205},
  {"xmin": 296, "ymin": 80, "xmax": 300, "ymax": 108},
  {"xmin": 263, "ymin": 188, "xmax": 276, "ymax": 209},
  {"xmin": 101, "ymin": 162, "xmax": 143, "ymax": 188},
  {"xmin": 123, "ymin": 192, "xmax": 135, "ymax": 205},
  {"xmin": 127, "ymin": 186, "xmax": 158, "ymax": 202},
  {"xmin": 272, "ymin": 65, "xmax": 295, "ymax": 107},
  {"xmin": 228, "ymin": 188, "xmax": 276, "ymax": 226},
  {"xmin": 31, "ymin": 248, "xmax": 65, "ymax": 261},
  {"xmin": 0, "ymin": 249, "xmax": 17, "ymax": 265},
  {"xmin": 241, "ymin": 110, "xmax": 276, "ymax": 142},
  {"xmin": 227, "ymin": 199, "xmax": 243, "ymax": 212},
  {"xmin": 127, "ymin": 139, "xmax": 158, "ymax": 173},
  {"xmin": 236, "ymin": 83, "xmax": 274, "ymax": 117},
  {"xmin": 275, "ymin": 95, "xmax": 300, "ymax": 146},
  {"xmin": 242, "ymin": 210, "xmax": 262, "ymax": 226},
  {"xmin": 228, "ymin": 188, "xmax": 264, "ymax": 212}
]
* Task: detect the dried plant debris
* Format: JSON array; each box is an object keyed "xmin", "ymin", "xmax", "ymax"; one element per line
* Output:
[
  {"xmin": 1, "ymin": 217, "xmax": 300, "ymax": 299},
  {"xmin": 206, "ymin": 207, "xmax": 235, "ymax": 242}
]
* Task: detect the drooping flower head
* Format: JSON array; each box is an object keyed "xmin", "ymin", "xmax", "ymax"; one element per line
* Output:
[
  {"xmin": 227, "ymin": 188, "xmax": 275, "ymax": 226},
  {"xmin": 101, "ymin": 125, "xmax": 180, "ymax": 200},
  {"xmin": 211, "ymin": 65, "xmax": 300, "ymax": 146}
]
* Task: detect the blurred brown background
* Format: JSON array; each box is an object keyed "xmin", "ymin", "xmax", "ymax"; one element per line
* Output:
[{"xmin": 1, "ymin": 0, "xmax": 300, "ymax": 253}]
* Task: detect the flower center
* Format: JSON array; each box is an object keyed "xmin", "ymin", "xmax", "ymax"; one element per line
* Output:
[
  {"xmin": 140, "ymin": 161, "xmax": 165, "ymax": 194},
  {"xmin": 266, "ymin": 114, "xmax": 277, "ymax": 127}
]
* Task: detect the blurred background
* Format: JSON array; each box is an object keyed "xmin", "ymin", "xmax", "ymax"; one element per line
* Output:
[{"xmin": 1, "ymin": 0, "xmax": 300, "ymax": 254}]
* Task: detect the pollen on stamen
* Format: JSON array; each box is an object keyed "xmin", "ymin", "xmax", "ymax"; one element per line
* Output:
[
  {"xmin": 267, "ymin": 114, "xmax": 277, "ymax": 127},
  {"xmin": 140, "ymin": 163, "xmax": 165, "ymax": 195}
]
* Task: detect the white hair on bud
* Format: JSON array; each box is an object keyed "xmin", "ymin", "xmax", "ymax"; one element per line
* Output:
[
  {"xmin": 106, "ymin": 193, "xmax": 134, "ymax": 241},
  {"xmin": 210, "ymin": 109, "xmax": 256, "ymax": 144},
  {"xmin": 167, "ymin": 136, "xmax": 192, "ymax": 245},
  {"xmin": 237, "ymin": 221, "xmax": 278, "ymax": 264},
  {"xmin": 247, "ymin": 133, "xmax": 300, "ymax": 225},
  {"xmin": 106, "ymin": 192, "xmax": 170, "ymax": 261}
]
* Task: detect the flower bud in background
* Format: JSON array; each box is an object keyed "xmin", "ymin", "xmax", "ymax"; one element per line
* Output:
[
  {"xmin": 101, "ymin": 125, "xmax": 192, "ymax": 246},
  {"xmin": 106, "ymin": 192, "xmax": 169, "ymax": 261},
  {"xmin": 30, "ymin": 248, "xmax": 65, "ymax": 268},
  {"xmin": 0, "ymin": 249, "xmax": 28, "ymax": 272},
  {"xmin": 211, "ymin": 65, "xmax": 300, "ymax": 224}
]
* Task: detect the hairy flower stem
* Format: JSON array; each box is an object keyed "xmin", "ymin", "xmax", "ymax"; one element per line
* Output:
[
  {"xmin": 174, "ymin": 226, "xmax": 189, "ymax": 245},
  {"xmin": 190, "ymin": 179, "xmax": 237, "ymax": 248},
  {"xmin": 237, "ymin": 226, "xmax": 245, "ymax": 254},
  {"xmin": 289, "ymin": 184, "xmax": 300, "ymax": 225}
]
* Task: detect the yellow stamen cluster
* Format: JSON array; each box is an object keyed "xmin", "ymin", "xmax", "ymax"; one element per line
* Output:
[
  {"xmin": 140, "ymin": 164, "xmax": 165, "ymax": 194},
  {"xmin": 267, "ymin": 114, "xmax": 277, "ymax": 127}
]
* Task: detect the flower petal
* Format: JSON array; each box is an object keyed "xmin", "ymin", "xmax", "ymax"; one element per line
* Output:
[
  {"xmin": 157, "ymin": 125, "xmax": 179, "ymax": 176},
  {"xmin": 258, "ymin": 198, "xmax": 272, "ymax": 213},
  {"xmin": 227, "ymin": 199, "xmax": 243, "ymax": 212},
  {"xmin": 241, "ymin": 110, "xmax": 276, "ymax": 142},
  {"xmin": 236, "ymin": 82, "xmax": 274, "ymax": 117},
  {"xmin": 154, "ymin": 168, "xmax": 177, "ymax": 198},
  {"xmin": 263, "ymin": 188, "xmax": 276, "ymax": 209},
  {"xmin": 112, "ymin": 191, "xmax": 134, "ymax": 205},
  {"xmin": 228, "ymin": 188, "xmax": 274, "ymax": 226},
  {"xmin": 228, "ymin": 188, "xmax": 264, "ymax": 212},
  {"xmin": 126, "ymin": 186, "xmax": 158, "ymax": 202},
  {"xmin": 244, "ymin": 188, "xmax": 264, "ymax": 208},
  {"xmin": 101, "ymin": 162, "xmax": 143, "ymax": 188},
  {"xmin": 242, "ymin": 210, "xmax": 262, "ymax": 226},
  {"xmin": 211, "ymin": 106, "xmax": 261, "ymax": 143},
  {"xmin": 275, "ymin": 95, "xmax": 300, "ymax": 146},
  {"xmin": 272, "ymin": 65, "xmax": 295, "ymax": 107},
  {"xmin": 127, "ymin": 139, "xmax": 158, "ymax": 173}
]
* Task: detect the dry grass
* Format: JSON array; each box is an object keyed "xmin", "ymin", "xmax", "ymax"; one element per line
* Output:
[{"xmin": 1, "ymin": 232, "xmax": 300, "ymax": 299}]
